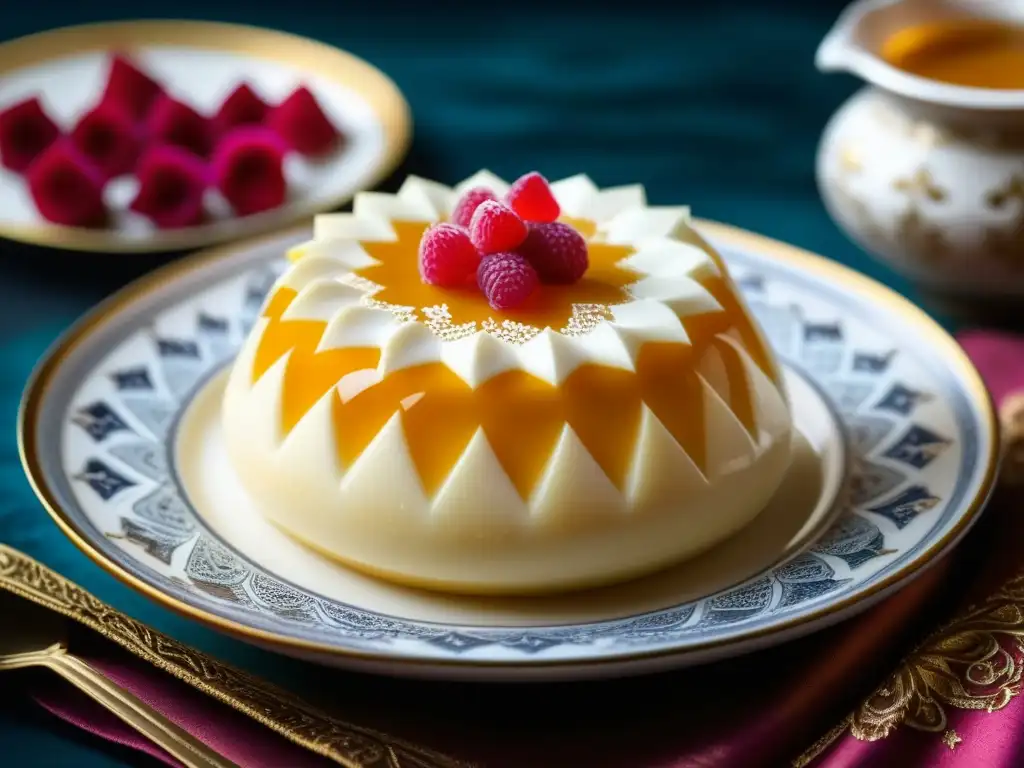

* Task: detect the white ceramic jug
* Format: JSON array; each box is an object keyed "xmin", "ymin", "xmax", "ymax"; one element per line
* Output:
[{"xmin": 816, "ymin": 0, "xmax": 1024, "ymax": 313}]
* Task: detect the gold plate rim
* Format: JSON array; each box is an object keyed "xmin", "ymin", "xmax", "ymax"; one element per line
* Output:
[
  {"xmin": 17, "ymin": 219, "xmax": 1001, "ymax": 671},
  {"xmin": 0, "ymin": 19, "xmax": 412, "ymax": 254}
]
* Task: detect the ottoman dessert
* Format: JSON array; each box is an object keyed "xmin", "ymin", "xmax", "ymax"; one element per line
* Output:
[{"xmin": 221, "ymin": 170, "xmax": 793, "ymax": 594}]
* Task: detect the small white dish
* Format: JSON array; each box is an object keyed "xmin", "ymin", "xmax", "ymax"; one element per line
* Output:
[
  {"xmin": 0, "ymin": 20, "xmax": 410, "ymax": 253},
  {"xmin": 19, "ymin": 221, "xmax": 999, "ymax": 681}
]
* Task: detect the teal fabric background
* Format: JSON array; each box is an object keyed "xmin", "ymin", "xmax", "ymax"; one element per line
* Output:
[{"xmin": 0, "ymin": 2, "xmax": 925, "ymax": 765}]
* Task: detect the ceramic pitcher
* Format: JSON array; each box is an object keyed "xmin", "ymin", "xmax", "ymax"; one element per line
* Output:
[{"xmin": 816, "ymin": 0, "xmax": 1024, "ymax": 313}]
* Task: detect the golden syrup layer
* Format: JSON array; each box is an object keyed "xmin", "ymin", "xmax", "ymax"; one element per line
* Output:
[
  {"xmin": 357, "ymin": 219, "xmax": 637, "ymax": 339},
  {"xmin": 883, "ymin": 20, "xmax": 1024, "ymax": 89},
  {"xmin": 252, "ymin": 220, "xmax": 780, "ymax": 499}
]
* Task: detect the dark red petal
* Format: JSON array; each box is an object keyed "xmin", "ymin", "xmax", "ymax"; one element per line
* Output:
[
  {"xmin": 130, "ymin": 145, "xmax": 208, "ymax": 229},
  {"xmin": 213, "ymin": 127, "xmax": 288, "ymax": 216},
  {"xmin": 146, "ymin": 94, "xmax": 214, "ymax": 158},
  {"xmin": 26, "ymin": 139, "xmax": 107, "ymax": 227},
  {"xmin": 70, "ymin": 101, "xmax": 142, "ymax": 180},
  {"xmin": 214, "ymin": 82, "xmax": 268, "ymax": 137},
  {"xmin": 267, "ymin": 85, "xmax": 341, "ymax": 157},
  {"xmin": 101, "ymin": 54, "xmax": 165, "ymax": 123},
  {"xmin": 0, "ymin": 97, "xmax": 61, "ymax": 173}
]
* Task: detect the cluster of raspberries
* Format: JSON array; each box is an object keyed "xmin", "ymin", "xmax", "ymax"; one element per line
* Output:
[{"xmin": 419, "ymin": 172, "xmax": 589, "ymax": 309}]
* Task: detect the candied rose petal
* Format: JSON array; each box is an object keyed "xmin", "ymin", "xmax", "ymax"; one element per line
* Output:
[
  {"xmin": 129, "ymin": 145, "xmax": 209, "ymax": 229},
  {"xmin": 0, "ymin": 97, "xmax": 61, "ymax": 173},
  {"xmin": 212, "ymin": 127, "xmax": 288, "ymax": 216},
  {"xmin": 267, "ymin": 85, "xmax": 340, "ymax": 157},
  {"xmin": 27, "ymin": 139, "xmax": 107, "ymax": 227},
  {"xmin": 70, "ymin": 101, "xmax": 142, "ymax": 179},
  {"xmin": 146, "ymin": 94, "xmax": 214, "ymax": 158},
  {"xmin": 214, "ymin": 82, "xmax": 269, "ymax": 136},
  {"xmin": 101, "ymin": 54, "xmax": 165, "ymax": 123}
]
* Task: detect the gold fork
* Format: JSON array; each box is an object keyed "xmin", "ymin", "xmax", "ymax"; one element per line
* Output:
[{"xmin": 0, "ymin": 589, "xmax": 237, "ymax": 768}]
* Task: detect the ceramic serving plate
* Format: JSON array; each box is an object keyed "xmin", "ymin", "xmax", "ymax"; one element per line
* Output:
[
  {"xmin": 19, "ymin": 221, "xmax": 999, "ymax": 681},
  {"xmin": 0, "ymin": 21, "xmax": 410, "ymax": 253}
]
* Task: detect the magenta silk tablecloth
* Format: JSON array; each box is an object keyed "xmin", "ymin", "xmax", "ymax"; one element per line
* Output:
[{"xmin": 22, "ymin": 329, "xmax": 1024, "ymax": 768}]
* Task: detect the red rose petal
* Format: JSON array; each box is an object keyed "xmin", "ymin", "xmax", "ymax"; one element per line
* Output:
[
  {"xmin": 0, "ymin": 97, "xmax": 61, "ymax": 173},
  {"xmin": 214, "ymin": 82, "xmax": 268, "ymax": 137},
  {"xmin": 130, "ymin": 145, "xmax": 209, "ymax": 229},
  {"xmin": 101, "ymin": 54, "xmax": 165, "ymax": 123},
  {"xmin": 147, "ymin": 94, "xmax": 214, "ymax": 158},
  {"xmin": 267, "ymin": 85, "xmax": 341, "ymax": 157},
  {"xmin": 213, "ymin": 127, "xmax": 288, "ymax": 216},
  {"xmin": 27, "ymin": 139, "xmax": 107, "ymax": 227},
  {"xmin": 70, "ymin": 101, "xmax": 142, "ymax": 180}
]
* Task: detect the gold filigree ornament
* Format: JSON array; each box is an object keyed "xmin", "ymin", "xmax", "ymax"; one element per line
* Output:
[
  {"xmin": 983, "ymin": 215, "xmax": 1024, "ymax": 275},
  {"xmin": 0, "ymin": 545, "xmax": 472, "ymax": 768},
  {"xmin": 895, "ymin": 206, "xmax": 950, "ymax": 267},
  {"xmin": 849, "ymin": 588, "xmax": 1024, "ymax": 740},
  {"xmin": 980, "ymin": 174, "xmax": 1024, "ymax": 275},
  {"xmin": 984, "ymin": 174, "xmax": 1024, "ymax": 210},
  {"xmin": 792, "ymin": 573, "xmax": 1024, "ymax": 766},
  {"xmin": 892, "ymin": 168, "xmax": 948, "ymax": 204}
]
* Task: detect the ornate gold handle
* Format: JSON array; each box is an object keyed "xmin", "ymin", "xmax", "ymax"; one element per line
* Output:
[{"xmin": 40, "ymin": 650, "xmax": 237, "ymax": 768}]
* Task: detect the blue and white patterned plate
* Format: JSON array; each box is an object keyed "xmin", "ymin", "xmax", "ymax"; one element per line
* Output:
[{"xmin": 19, "ymin": 221, "xmax": 999, "ymax": 681}]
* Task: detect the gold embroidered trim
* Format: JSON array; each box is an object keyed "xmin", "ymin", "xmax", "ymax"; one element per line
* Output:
[
  {"xmin": 790, "ymin": 714, "xmax": 852, "ymax": 767},
  {"xmin": 792, "ymin": 570, "xmax": 1024, "ymax": 765},
  {"xmin": 849, "ymin": 576, "xmax": 1024, "ymax": 740},
  {"xmin": 0, "ymin": 545, "xmax": 473, "ymax": 768}
]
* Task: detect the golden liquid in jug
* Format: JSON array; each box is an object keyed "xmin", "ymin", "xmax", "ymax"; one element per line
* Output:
[{"xmin": 883, "ymin": 19, "xmax": 1024, "ymax": 89}]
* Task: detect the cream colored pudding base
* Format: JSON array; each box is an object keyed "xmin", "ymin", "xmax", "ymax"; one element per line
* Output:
[{"xmin": 175, "ymin": 365, "xmax": 843, "ymax": 627}]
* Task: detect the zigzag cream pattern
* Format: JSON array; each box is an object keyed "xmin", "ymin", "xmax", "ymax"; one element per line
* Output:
[{"xmin": 221, "ymin": 172, "xmax": 793, "ymax": 594}]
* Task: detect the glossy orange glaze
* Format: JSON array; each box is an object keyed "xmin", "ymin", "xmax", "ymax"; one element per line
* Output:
[
  {"xmin": 883, "ymin": 20, "xmax": 1024, "ymax": 89},
  {"xmin": 359, "ymin": 220, "xmax": 637, "ymax": 331},
  {"xmin": 250, "ymin": 219, "xmax": 778, "ymax": 498}
]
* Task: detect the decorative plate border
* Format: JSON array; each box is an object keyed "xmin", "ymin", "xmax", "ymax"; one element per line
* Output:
[{"xmin": 20, "ymin": 221, "xmax": 999, "ymax": 668}]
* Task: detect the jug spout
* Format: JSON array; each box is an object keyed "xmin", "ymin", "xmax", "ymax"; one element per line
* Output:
[
  {"xmin": 815, "ymin": 2, "xmax": 867, "ymax": 74},
  {"xmin": 817, "ymin": 0, "xmax": 1024, "ymax": 112},
  {"xmin": 816, "ymin": 31, "xmax": 854, "ymax": 73}
]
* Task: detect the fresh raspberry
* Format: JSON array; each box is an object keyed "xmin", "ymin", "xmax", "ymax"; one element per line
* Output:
[
  {"xmin": 419, "ymin": 223, "xmax": 481, "ymax": 286},
  {"xmin": 477, "ymin": 252, "xmax": 539, "ymax": 310},
  {"xmin": 506, "ymin": 171, "xmax": 560, "ymax": 223},
  {"xmin": 450, "ymin": 186, "xmax": 497, "ymax": 229},
  {"xmin": 518, "ymin": 222, "xmax": 589, "ymax": 284},
  {"xmin": 469, "ymin": 200, "xmax": 527, "ymax": 254}
]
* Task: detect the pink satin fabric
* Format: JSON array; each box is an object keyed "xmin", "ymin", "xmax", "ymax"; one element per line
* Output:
[
  {"xmin": 797, "ymin": 330, "xmax": 1024, "ymax": 767},
  {"xmin": 26, "ymin": 329, "xmax": 1020, "ymax": 768},
  {"xmin": 798, "ymin": 487, "xmax": 1024, "ymax": 767}
]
